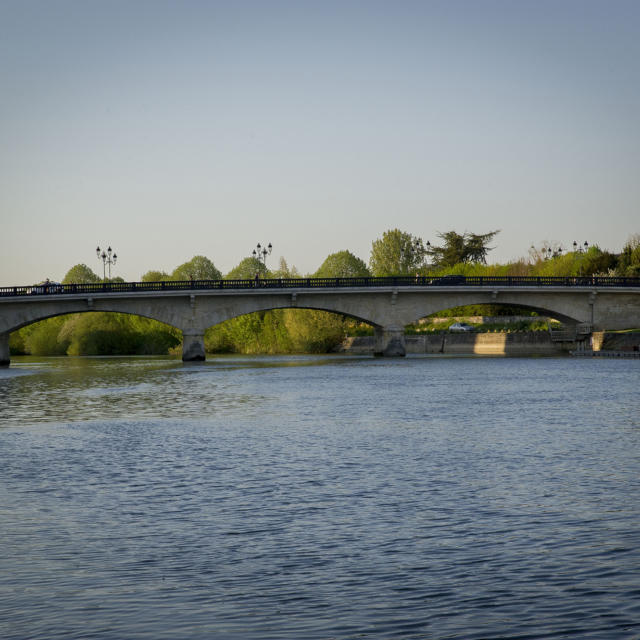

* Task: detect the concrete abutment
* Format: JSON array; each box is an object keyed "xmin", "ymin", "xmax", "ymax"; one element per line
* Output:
[
  {"xmin": 374, "ymin": 326, "xmax": 406, "ymax": 357},
  {"xmin": 0, "ymin": 332, "xmax": 9, "ymax": 366}
]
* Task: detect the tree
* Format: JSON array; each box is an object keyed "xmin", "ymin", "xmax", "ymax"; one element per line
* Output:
[
  {"xmin": 225, "ymin": 257, "xmax": 268, "ymax": 280},
  {"xmin": 171, "ymin": 255, "xmax": 222, "ymax": 281},
  {"xmin": 369, "ymin": 229, "xmax": 426, "ymax": 276},
  {"xmin": 141, "ymin": 270, "xmax": 170, "ymax": 282},
  {"xmin": 427, "ymin": 230, "xmax": 499, "ymax": 267},
  {"xmin": 465, "ymin": 231, "xmax": 500, "ymax": 263},
  {"xmin": 579, "ymin": 247, "xmax": 617, "ymax": 276},
  {"xmin": 618, "ymin": 234, "xmax": 640, "ymax": 276},
  {"xmin": 270, "ymin": 257, "xmax": 300, "ymax": 279},
  {"xmin": 315, "ymin": 250, "xmax": 370, "ymax": 278},
  {"xmin": 62, "ymin": 264, "xmax": 100, "ymax": 284}
]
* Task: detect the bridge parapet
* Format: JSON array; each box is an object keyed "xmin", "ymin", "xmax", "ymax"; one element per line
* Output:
[{"xmin": 2, "ymin": 275, "xmax": 640, "ymax": 299}]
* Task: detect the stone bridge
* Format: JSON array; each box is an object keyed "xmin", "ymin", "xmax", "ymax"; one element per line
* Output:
[{"xmin": 1, "ymin": 276, "xmax": 639, "ymax": 364}]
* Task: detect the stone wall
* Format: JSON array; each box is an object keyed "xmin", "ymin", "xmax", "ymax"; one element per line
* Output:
[
  {"xmin": 338, "ymin": 332, "xmax": 567, "ymax": 356},
  {"xmin": 592, "ymin": 331, "xmax": 640, "ymax": 352}
]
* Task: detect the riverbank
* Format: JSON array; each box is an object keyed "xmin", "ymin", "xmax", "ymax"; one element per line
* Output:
[
  {"xmin": 338, "ymin": 330, "xmax": 640, "ymax": 356},
  {"xmin": 338, "ymin": 331, "xmax": 567, "ymax": 355}
]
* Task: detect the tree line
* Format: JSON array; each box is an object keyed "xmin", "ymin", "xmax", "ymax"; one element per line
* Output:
[{"xmin": 11, "ymin": 230, "xmax": 640, "ymax": 357}]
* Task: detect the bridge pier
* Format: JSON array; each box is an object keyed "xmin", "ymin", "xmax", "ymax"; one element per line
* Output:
[
  {"xmin": 0, "ymin": 332, "xmax": 9, "ymax": 367},
  {"xmin": 374, "ymin": 325, "xmax": 406, "ymax": 357},
  {"xmin": 182, "ymin": 331, "xmax": 206, "ymax": 362}
]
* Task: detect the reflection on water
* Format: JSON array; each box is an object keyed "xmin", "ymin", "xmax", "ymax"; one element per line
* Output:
[{"xmin": 1, "ymin": 355, "xmax": 639, "ymax": 639}]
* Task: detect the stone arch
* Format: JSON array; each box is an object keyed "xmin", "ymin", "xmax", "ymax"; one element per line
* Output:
[
  {"xmin": 387, "ymin": 293, "xmax": 588, "ymax": 329},
  {"xmin": 198, "ymin": 302, "xmax": 381, "ymax": 333},
  {"xmin": 190, "ymin": 298, "xmax": 395, "ymax": 360},
  {"xmin": 2, "ymin": 307, "xmax": 182, "ymax": 335},
  {"xmin": 406, "ymin": 300, "xmax": 581, "ymax": 327},
  {"xmin": 1, "ymin": 305, "xmax": 182, "ymax": 366}
]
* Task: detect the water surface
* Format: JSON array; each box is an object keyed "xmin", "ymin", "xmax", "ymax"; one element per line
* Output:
[{"xmin": 1, "ymin": 355, "xmax": 639, "ymax": 639}]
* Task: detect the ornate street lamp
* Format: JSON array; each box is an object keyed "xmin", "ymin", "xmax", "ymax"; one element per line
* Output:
[
  {"xmin": 96, "ymin": 245, "xmax": 117, "ymax": 280},
  {"xmin": 252, "ymin": 242, "xmax": 272, "ymax": 267},
  {"xmin": 573, "ymin": 240, "xmax": 589, "ymax": 276},
  {"xmin": 545, "ymin": 246, "xmax": 563, "ymax": 259},
  {"xmin": 400, "ymin": 239, "xmax": 427, "ymax": 273}
]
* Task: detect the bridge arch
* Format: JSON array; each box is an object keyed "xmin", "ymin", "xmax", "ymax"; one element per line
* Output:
[
  {"xmin": 198, "ymin": 301, "xmax": 381, "ymax": 332},
  {"xmin": 189, "ymin": 295, "xmax": 398, "ymax": 359},
  {"xmin": 387, "ymin": 292, "xmax": 592, "ymax": 329},
  {"xmin": 6, "ymin": 308, "xmax": 181, "ymax": 359},
  {"xmin": 406, "ymin": 300, "xmax": 582, "ymax": 327},
  {"xmin": 200, "ymin": 306, "xmax": 377, "ymax": 355},
  {"xmin": 2, "ymin": 307, "xmax": 182, "ymax": 336}
]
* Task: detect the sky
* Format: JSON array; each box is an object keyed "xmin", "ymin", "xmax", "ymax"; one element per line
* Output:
[{"xmin": 1, "ymin": 0, "xmax": 639, "ymax": 285}]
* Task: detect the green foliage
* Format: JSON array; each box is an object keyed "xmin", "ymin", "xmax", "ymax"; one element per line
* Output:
[
  {"xmin": 206, "ymin": 310, "xmax": 292, "ymax": 354},
  {"xmin": 205, "ymin": 309, "xmax": 346, "ymax": 354},
  {"xmin": 225, "ymin": 257, "xmax": 268, "ymax": 280},
  {"xmin": 62, "ymin": 264, "xmax": 100, "ymax": 284},
  {"xmin": 427, "ymin": 304, "xmax": 539, "ymax": 318},
  {"xmin": 283, "ymin": 309, "xmax": 346, "ymax": 352},
  {"xmin": 13, "ymin": 313, "xmax": 179, "ymax": 356},
  {"xmin": 369, "ymin": 229, "xmax": 426, "ymax": 276},
  {"xmin": 405, "ymin": 318, "xmax": 550, "ymax": 334},
  {"xmin": 427, "ymin": 230, "xmax": 499, "ymax": 267},
  {"xmin": 58, "ymin": 313, "xmax": 138, "ymax": 355},
  {"xmin": 171, "ymin": 255, "xmax": 222, "ymax": 281},
  {"xmin": 315, "ymin": 250, "xmax": 370, "ymax": 278},
  {"xmin": 19, "ymin": 317, "xmax": 70, "ymax": 355},
  {"xmin": 345, "ymin": 323, "xmax": 374, "ymax": 336},
  {"xmin": 617, "ymin": 234, "xmax": 640, "ymax": 276},
  {"xmin": 8, "ymin": 331, "xmax": 27, "ymax": 355},
  {"xmin": 270, "ymin": 257, "xmax": 300, "ymax": 279},
  {"xmin": 141, "ymin": 270, "xmax": 170, "ymax": 282},
  {"xmin": 529, "ymin": 246, "xmax": 616, "ymax": 277}
]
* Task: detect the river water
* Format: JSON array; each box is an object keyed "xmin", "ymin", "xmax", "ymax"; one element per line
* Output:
[{"xmin": 1, "ymin": 354, "xmax": 639, "ymax": 639}]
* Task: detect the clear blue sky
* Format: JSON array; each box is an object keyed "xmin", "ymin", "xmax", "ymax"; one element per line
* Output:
[{"xmin": 1, "ymin": 0, "xmax": 638, "ymax": 284}]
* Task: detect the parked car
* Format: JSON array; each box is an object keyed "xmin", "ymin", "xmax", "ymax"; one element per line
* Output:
[
  {"xmin": 449, "ymin": 322, "xmax": 475, "ymax": 332},
  {"xmin": 429, "ymin": 275, "xmax": 465, "ymax": 285},
  {"xmin": 29, "ymin": 280, "xmax": 63, "ymax": 294}
]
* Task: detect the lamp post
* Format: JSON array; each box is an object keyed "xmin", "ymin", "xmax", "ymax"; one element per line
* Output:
[
  {"xmin": 573, "ymin": 241, "xmax": 589, "ymax": 276},
  {"xmin": 96, "ymin": 246, "xmax": 117, "ymax": 280},
  {"xmin": 252, "ymin": 242, "xmax": 272, "ymax": 268},
  {"xmin": 400, "ymin": 239, "xmax": 427, "ymax": 274}
]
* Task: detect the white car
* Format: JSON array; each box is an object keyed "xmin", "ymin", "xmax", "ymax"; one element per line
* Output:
[{"xmin": 449, "ymin": 322, "xmax": 475, "ymax": 332}]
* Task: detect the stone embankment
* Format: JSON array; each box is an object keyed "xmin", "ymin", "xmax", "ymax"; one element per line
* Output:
[
  {"xmin": 338, "ymin": 332, "xmax": 567, "ymax": 356},
  {"xmin": 574, "ymin": 331, "xmax": 640, "ymax": 357},
  {"xmin": 591, "ymin": 331, "xmax": 640, "ymax": 353},
  {"xmin": 339, "ymin": 330, "xmax": 640, "ymax": 356}
]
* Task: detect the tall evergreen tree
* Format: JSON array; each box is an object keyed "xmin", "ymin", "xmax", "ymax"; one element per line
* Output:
[{"xmin": 427, "ymin": 230, "xmax": 499, "ymax": 267}]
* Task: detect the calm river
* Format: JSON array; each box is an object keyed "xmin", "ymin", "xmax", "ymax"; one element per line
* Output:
[{"xmin": 1, "ymin": 354, "xmax": 639, "ymax": 639}]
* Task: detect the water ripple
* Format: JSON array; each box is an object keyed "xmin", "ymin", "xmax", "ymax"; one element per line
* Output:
[{"xmin": 1, "ymin": 355, "xmax": 639, "ymax": 639}]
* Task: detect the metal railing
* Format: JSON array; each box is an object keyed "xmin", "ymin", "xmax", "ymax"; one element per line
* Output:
[{"xmin": 1, "ymin": 275, "xmax": 639, "ymax": 298}]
